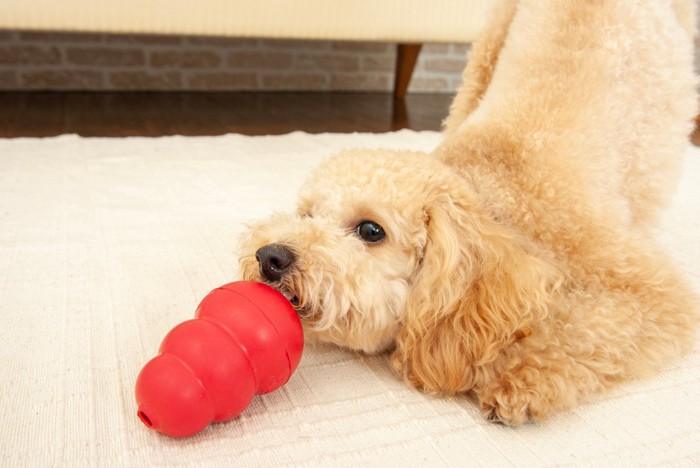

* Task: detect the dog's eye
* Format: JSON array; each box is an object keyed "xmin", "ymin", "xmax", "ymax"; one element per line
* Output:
[{"xmin": 355, "ymin": 221, "xmax": 385, "ymax": 244}]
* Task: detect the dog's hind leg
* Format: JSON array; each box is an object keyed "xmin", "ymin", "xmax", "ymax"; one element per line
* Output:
[
  {"xmin": 478, "ymin": 239, "xmax": 698, "ymax": 426},
  {"xmin": 442, "ymin": 0, "xmax": 518, "ymax": 138}
]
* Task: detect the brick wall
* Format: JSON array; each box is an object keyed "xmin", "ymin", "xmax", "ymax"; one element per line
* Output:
[{"xmin": 0, "ymin": 30, "xmax": 468, "ymax": 92}]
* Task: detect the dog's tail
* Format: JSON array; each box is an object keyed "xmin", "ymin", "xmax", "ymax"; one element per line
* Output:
[
  {"xmin": 442, "ymin": 0, "xmax": 519, "ymax": 138},
  {"xmin": 671, "ymin": 0, "xmax": 696, "ymax": 39}
]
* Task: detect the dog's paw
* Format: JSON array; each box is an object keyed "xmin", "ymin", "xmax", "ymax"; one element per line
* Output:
[{"xmin": 479, "ymin": 377, "xmax": 537, "ymax": 427}]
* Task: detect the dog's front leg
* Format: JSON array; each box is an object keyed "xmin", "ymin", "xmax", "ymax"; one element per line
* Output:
[{"xmin": 477, "ymin": 348, "xmax": 603, "ymax": 426}]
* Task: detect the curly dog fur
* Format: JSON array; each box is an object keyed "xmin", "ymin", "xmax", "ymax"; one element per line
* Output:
[{"xmin": 239, "ymin": 0, "xmax": 699, "ymax": 425}]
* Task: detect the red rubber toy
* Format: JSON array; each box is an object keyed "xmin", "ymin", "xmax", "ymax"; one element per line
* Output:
[{"xmin": 134, "ymin": 281, "xmax": 303, "ymax": 438}]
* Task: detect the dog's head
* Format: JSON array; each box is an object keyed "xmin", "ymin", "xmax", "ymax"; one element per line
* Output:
[
  {"xmin": 239, "ymin": 149, "xmax": 431, "ymax": 353},
  {"xmin": 239, "ymin": 149, "xmax": 560, "ymax": 391}
]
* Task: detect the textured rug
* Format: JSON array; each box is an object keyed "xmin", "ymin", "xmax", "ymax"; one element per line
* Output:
[{"xmin": 0, "ymin": 131, "xmax": 698, "ymax": 467}]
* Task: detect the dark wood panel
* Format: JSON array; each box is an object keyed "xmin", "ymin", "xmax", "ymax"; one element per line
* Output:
[{"xmin": 0, "ymin": 92, "xmax": 454, "ymax": 137}]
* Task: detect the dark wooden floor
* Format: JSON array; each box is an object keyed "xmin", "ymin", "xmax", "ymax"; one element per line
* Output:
[
  {"xmin": 0, "ymin": 92, "xmax": 454, "ymax": 137},
  {"xmin": 2, "ymin": 92, "xmax": 698, "ymax": 145}
]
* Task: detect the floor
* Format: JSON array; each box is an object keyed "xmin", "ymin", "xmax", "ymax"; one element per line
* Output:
[
  {"xmin": 0, "ymin": 92, "xmax": 454, "ymax": 137},
  {"xmin": 1, "ymin": 92, "xmax": 697, "ymax": 145}
]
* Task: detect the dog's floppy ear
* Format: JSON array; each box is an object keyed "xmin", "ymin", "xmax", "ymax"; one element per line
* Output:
[{"xmin": 392, "ymin": 184, "xmax": 562, "ymax": 394}]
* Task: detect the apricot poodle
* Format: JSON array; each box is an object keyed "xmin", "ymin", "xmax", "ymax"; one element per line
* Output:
[{"xmin": 239, "ymin": 0, "xmax": 698, "ymax": 425}]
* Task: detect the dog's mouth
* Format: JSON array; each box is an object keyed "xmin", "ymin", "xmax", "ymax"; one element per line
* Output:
[
  {"xmin": 280, "ymin": 288, "xmax": 300, "ymax": 308},
  {"xmin": 269, "ymin": 283, "xmax": 304, "ymax": 313}
]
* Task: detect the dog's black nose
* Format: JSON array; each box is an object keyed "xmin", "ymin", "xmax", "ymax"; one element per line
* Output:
[{"xmin": 255, "ymin": 244, "xmax": 295, "ymax": 282}]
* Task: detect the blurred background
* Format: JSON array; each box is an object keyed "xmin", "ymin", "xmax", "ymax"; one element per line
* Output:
[
  {"xmin": 0, "ymin": 1, "xmax": 698, "ymax": 138},
  {"xmin": 0, "ymin": 32, "xmax": 468, "ymax": 93}
]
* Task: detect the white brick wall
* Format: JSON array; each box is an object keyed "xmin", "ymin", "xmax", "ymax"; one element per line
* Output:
[
  {"xmin": 5, "ymin": 22, "xmax": 697, "ymax": 95},
  {"xmin": 0, "ymin": 30, "xmax": 469, "ymax": 92}
]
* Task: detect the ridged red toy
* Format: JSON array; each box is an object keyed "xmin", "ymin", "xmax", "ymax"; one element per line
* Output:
[{"xmin": 134, "ymin": 281, "xmax": 304, "ymax": 438}]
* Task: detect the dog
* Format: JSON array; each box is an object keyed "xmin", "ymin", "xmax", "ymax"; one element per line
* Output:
[{"xmin": 238, "ymin": 0, "xmax": 699, "ymax": 425}]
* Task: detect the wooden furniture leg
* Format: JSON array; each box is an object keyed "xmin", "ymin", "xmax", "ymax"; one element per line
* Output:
[
  {"xmin": 692, "ymin": 114, "xmax": 700, "ymax": 147},
  {"xmin": 393, "ymin": 43, "xmax": 423, "ymax": 99}
]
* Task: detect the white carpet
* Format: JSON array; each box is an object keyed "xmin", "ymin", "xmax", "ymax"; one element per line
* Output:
[{"xmin": 0, "ymin": 131, "xmax": 698, "ymax": 467}]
